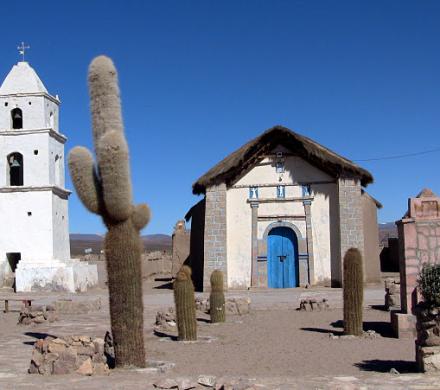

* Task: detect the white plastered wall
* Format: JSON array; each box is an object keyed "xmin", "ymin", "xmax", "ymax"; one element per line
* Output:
[{"xmin": 226, "ymin": 146, "xmax": 338, "ymax": 288}]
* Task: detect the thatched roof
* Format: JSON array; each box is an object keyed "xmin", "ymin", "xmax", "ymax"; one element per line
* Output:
[{"xmin": 193, "ymin": 125, "xmax": 373, "ymax": 195}]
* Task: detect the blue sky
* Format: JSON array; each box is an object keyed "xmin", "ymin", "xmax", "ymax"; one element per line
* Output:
[{"xmin": 1, "ymin": 1, "xmax": 439, "ymax": 235}]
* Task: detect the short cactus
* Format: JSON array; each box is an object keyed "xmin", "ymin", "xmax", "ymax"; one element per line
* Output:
[
  {"xmin": 343, "ymin": 247, "xmax": 364, "ymax": 336},
  {"xmin": 210, "ymin": 270, "xmax": 225, "ymax": 323},
  {"xmin": 174, "ymin": 269, "xmax": 197, "ymax": 341},
  {"xmin": 68, "ymin": 56, "xmax": 149, "ymax": 367}
]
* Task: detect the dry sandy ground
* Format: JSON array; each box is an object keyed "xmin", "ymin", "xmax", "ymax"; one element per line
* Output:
[{"xmin": 0, "ymin": 282, "xmax": 435, "ymax": 389}]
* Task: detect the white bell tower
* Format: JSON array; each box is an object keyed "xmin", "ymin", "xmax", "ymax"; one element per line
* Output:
[{"xmin": 0, "ymin": 50, "xmax": 97, "ymax": 292}]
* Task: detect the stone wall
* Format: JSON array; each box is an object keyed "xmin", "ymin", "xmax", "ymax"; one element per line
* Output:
[
  {"xmin": 203, "ymin": 184, "xmax": 227, "ymax": 291},
  {"xmin": 337, "ymin": 178, "xmax": 364, "ymax": 285}
]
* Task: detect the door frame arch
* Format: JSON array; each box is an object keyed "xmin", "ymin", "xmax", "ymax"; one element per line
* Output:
[{"xmin": 266, "ymin": 225, "xmax": 300, "ymax": 288}]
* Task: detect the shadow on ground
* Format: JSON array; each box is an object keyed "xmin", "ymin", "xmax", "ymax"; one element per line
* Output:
[
  {"xmin": 153, "ymin": 329, "xmax": 178, "ymax": 341},
  {"xmin": 354, "ymin": 359, "xmax": 417, "ymax": 373},
  {"xmin": 23, "ymin": 332, "xmax": 57, "ymax": 346},
  {"xmin": 154, "ymin": 277, "xmax": 174, "ymax": 289},
  {"xmin": 330, "ymin": 320, "xmax": 395, "ymax": 338},
  {"xmin": 300, "ymin": 327, "xmax": 344, "ymax": 336},
  {"xmin": 370, "ymin": 304, "xmax": 388, "ymax": 312}
]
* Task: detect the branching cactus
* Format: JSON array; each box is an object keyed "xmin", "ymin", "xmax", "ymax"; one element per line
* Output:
[
  {"xmin": 68, "ymin": 56, "xmax": 150, "ymax": 367},
  {"xmin": 210, "ymin": 270, "xmax": 225, "ymax": 323},
  {"xmin": 174, "ymin": 269, "xmax": 197, "ymax": 341},
  {"xmin": 343, "ymin": 247, "xmax": 364, "ymax": 336}
]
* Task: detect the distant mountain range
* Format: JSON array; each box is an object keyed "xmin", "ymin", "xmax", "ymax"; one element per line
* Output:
[
  {"xmin": 70, "ymin": 233, "xmax": 172, "ymax": 255},
  {"xmin": 71, "ymin": 222, "xmax": 399, "ymax": 255}
]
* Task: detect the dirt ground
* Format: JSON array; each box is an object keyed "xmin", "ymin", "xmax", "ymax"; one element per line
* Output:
[{"xmin": 0, "ymin": 280, "xmax": 436, "ymax": 389}]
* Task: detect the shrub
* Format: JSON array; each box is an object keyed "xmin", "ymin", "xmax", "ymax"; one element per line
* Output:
[{"xmin": 418, "ymin": 264, "xmax": 440, "ymax": 307}]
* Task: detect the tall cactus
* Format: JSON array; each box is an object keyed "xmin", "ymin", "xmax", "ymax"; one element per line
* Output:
[
  {"xmin": 343, "ymin": 247, "xmax": 364, "ymax": 336},
  {"xmin": 68, "ymin": 56, "xmax": 149, "ymax": 367},
  {"xmin": 210, "ymin": 270, "xmax": 225, "ymax": 323},
  {"xmin": 174, "ymin": 269, "xmax": 197, "ymax": 341}
]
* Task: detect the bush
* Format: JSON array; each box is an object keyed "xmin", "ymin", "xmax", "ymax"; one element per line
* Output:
[{"xmin": 418, "ymin": 264, "xmax": 440, "ymax": 307}]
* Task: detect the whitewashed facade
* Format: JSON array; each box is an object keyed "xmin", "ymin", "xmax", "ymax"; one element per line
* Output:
[{"xmin": 0, "ymin": 61, "xmax": 97, "ymax": 292}]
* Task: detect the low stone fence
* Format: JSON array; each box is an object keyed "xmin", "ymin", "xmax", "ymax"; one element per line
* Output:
[{"xmin": 29, "ymin": 336, "xmax": 109, "ymax": 376}]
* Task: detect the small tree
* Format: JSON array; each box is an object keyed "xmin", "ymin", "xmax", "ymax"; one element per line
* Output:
[{"xmin": 343, "ymin": 248, "xmax": 364, "ymax": 336}]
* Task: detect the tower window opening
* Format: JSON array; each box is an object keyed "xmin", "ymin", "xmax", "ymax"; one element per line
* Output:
[
  {"xmin": 34, "ymin": 150, "xmax": 38, "ymax": 155},
  {"xmin": 7, "ymin": 152, "xmax": 23, "ymax": 186},
  {"xmin": 11, "ymin": 108, "xmax": 23, "ymax": 129},
  {"xmin": 27, "ymin": 212, "xmax": 32, "ymax": 216},
  {"xmin": 4, "ymin": 102, "xmax": 8, "ymax": 107}
]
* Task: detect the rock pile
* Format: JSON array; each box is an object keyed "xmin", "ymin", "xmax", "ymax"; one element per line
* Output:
[
  {"xmin": 29, "ymin": 335, "xmax": 109, "ymax": 376},
  {"xmin": 195, "ymin": 297, "xmax": 251, "ymax": 315},
  {"xmin": 156, "ymin": 308, "xmax": 177, "ymax": 330},
  {"xmin": 329, "ymin": 330, "xmax": 380, "ymax": 340},
  {"xmin": 384, "ymin": 278, "xmax": 400, "ymax": 311},
  {"xmin": 18, "ymin": 305, "xmax": 58, "ymax": 325},
  {"xmin": 299, "ymin": 298, "xmax": 330, "ymax": 311}
]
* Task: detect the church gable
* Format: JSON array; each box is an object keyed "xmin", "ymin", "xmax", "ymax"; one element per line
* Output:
[
  {"xmin": 192, "ymin": 125, "xmax": 373, "ymax": 195},
  {"xmin": 233, "ymin": 146, "xmax": 333, "ymax": 189}
]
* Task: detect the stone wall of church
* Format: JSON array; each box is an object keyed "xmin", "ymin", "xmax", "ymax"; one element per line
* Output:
[{"xmin": 203, "ymin": 183, "xmax": 227, "ymax": 291}]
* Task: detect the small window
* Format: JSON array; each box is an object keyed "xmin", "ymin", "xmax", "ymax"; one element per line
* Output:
[
  {"xmin": 277, "ymin": 185, "xmax": 285, "ymax": 198},
  {"xmin": 27, "ymin": 212, "xmax": 32, "ymax": 216},
  {"xmin": 28, "ymin": 102, "xmax": 32, "ymax": 105},
  {"xmin": 276, "ymin": 161, "xmax": 285, "ymax": 173},
  {"xmin": 34, "ymin": 150, "xmax": 38, "ymax": 155},
  {"xmin": 302, "ymin": 185, "xmax": 311, "ymax": 197},
  {"xmin": 249, "ymin": 187, "xmax": 259, "ymax": 199},
  {"xmin": 4, "ymin": 102, "xmax": 8, "ymax": 107}
]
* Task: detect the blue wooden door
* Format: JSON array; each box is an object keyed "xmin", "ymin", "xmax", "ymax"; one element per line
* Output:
[{"xmin": 267, "ymin": 227, "xmax": 298, "ymax": 288}]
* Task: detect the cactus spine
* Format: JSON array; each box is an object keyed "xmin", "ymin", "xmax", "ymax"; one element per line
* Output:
[
  {"xmin": 210, "ymin": 270, "xmax": 225, "ymax": 323},
  {"xmin": 174, "ymin": 269, "xmax": 197, "ymax": 341},
  {"xmin": 343, "ymin": 247, "xmax": 364, "ymax": 336},
  {"xmin": 68, "ymin": 56, "xmax": 150, "ymax": 367}
]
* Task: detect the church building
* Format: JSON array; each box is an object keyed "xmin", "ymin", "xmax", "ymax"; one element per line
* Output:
[
  {"xmin": 0, "ymin": 59, "xmax": 97, "ymax": 292},
  {"xmin": 186, "ymin": 126, "xmax": 381, "ymax": 291}
]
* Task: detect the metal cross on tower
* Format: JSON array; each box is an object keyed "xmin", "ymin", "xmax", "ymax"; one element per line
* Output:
[{"xmin": 17, "ymin": 42, "xmax": 30, "ymax": 61}]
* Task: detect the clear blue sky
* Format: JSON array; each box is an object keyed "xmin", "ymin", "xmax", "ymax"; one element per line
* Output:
[{"xmin": 1, "ymin": 1, "xmax": 439, "ymax": 235}]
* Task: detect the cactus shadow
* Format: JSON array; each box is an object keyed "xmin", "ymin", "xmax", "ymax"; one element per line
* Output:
[
  {"xmin": 23, "ymin": 332, "xmax": 57, "ymax": 346},
  {"xmin": 354, "ymin": 359, "xmax": 417, "ymax": 373},
  {"xmin": 330, "ymin": 320, "xmax": 395, "ymax": 338},
  {"xmin": 370, "ymin": 304, "xmax": 388, "ymax": 311},
  {"xmin": 153, "ymin": 329, "xmax": 178, "ymax": 341},
  {"xmin": 300, "ymin": 327, "xmax": 344, "ymax": 336},
  {"xmin": 154, "ymin": 282, "xmax": 173, "ymax": 289}
]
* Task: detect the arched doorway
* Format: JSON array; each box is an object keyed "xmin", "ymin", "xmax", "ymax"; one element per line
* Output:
[{"xmin": 267, "ymin": 226, "xmax": 299, "ymax": 288}]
